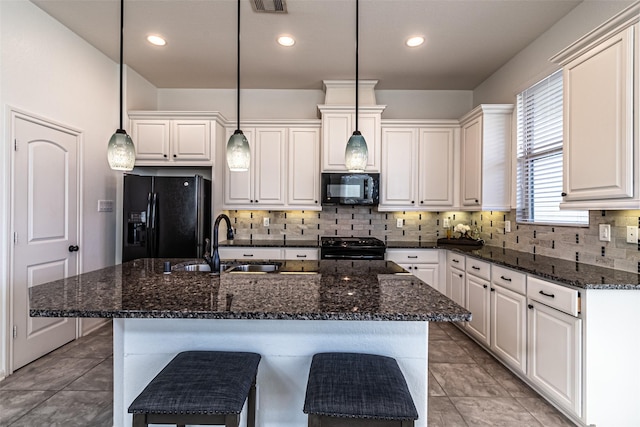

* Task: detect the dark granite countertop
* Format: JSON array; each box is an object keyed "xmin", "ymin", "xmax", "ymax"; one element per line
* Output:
[
  {"xmin": 386, "ymin": 241, "xmax": 640, "ymax": 290},
  {"xmin": 29, "ymin": 258, "xmax": 471, "ymax": 322}
]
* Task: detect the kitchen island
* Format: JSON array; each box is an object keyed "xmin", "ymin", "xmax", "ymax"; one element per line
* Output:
[{"xmin": 29, "ymin": 258, "xmax": 470, "ymax": 427}]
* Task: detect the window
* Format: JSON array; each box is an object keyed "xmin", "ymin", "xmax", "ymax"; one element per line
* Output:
[{"xmin": 516, "ymin": 71, "xmax": 588, "ymax": 226}]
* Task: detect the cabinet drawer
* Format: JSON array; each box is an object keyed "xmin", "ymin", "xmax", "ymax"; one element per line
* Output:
[
  {"xmin": 466, "ymin": 258, "xmax": 490, "ymax": 280},
  {"xmin": 283, "ymin": 248, "xmax": 319, "ymax": 260},
  {"xmin": 527, "ymin": 276, "xmax": 579, "ymax": 316},
  {"xmin": 492, "ymin": 265, "xmax": 526, "ymax": 295},
  {"xmin": 446, "ymin": 252, "xmax": 466, "ymax": 270},
  {"xmin": 218, "ymin": 247, "xmax": 282, "ymax": 260},
  {"xmin": 386, "ymin": 249, "xmax": 439, "ymax": 264}
]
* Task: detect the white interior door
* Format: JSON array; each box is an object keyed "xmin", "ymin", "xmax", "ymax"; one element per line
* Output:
[{"xmin": 12, "ymin": 112, "xmax": 79, "ymax": 371}]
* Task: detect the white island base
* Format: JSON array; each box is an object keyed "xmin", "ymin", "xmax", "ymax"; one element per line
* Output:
[{"xmin": 113, "ymin": 318, "xmax": 429, "ymax": 427}]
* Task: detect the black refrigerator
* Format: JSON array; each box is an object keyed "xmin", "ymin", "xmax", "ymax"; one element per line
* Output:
[{"xmin": 123, "ymin": 174, "xmax": 211, "ymax": 262}]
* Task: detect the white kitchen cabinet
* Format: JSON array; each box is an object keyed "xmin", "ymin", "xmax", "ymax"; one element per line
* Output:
[
  {"xmin": 552, "ymin": 14, "xmax": 639, "ymax": 209},
  {"xmin": 224, "ymin": 127, "xmax": 286, "ymax": 209},
  {"xmin": 218, "ymin": 247, "xmax": 283, "ymax": 261},
  {"xmin": 527, "ymin": 277, "xmax": 582, "ymax": 418},
  {"xmin": 446, "ymin": 252, "xmax": 466, "ymax": 310},
  {"xmin": 283, "ymin": 248, "xmax": 319, "ymax": 261},
  {"xmin": 386, "ymin": 249, "xmax": 443, "ymax": 292},
  {"xmin": 459, "ymin": 105, "xmax": 513, "ymax": 210},
  {"xmin": 379, "ymin": 122, "xmax": 457, "ymax": 211},
  {"xmin": 130, "ymin": 112, "xmax": 218, "ymax": 165},
  {"xmin": 288, "ymin": 128, "xmax": 321, "ymax": 208},
  {"xmin": 490, "ymin": 266, "xmax": 527, "ymax": 375},
  {"xmin": 464, "ymin": 259, "xmax": 491, "ymax": 346},
  {"xmin": 319, "ymin": 106, "xmax": 385, "ymax": 172}
]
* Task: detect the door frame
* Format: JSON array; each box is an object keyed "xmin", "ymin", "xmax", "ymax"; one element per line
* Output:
[{"xmin": 4, "ymin": 107, "xmax": 84, "ymax": 376}]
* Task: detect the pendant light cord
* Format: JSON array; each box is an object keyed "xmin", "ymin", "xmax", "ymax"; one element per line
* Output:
[
  {"xmin": 355, "ymin": 0, "xmax": 359, "ymax": 132},
  {"xmin": 119, "ymin": 0, "xmax": 124, "ymax": 131},
  {"xmin": 236, "ymin": 0, "xmax": 241, "ymax": 132}
]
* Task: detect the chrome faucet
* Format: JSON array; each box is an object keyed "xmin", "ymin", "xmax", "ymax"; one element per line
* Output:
[{"xmin": 207, "ymin": 214, "xmax": 234, "ymax": 273}]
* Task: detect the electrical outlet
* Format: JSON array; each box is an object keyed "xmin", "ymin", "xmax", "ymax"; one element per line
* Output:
[
  {"xmin": 396, "ymin": 218, "xmax": 403, "ymax": 228},
  {"xmin": 627, "ymin": 226, "xmax": 638, "ymax": 244},
  {"xmin": 443, "ymin": 218, "xmax": 450, "ymax": 228},
  {"xmin": 263, "ymin": 217, "xmax": 270, "ymax": 227},
  {"xmin": 505, "ymin": 220, "xmax": 511, "ymax": 233},
  {"xmin": 599, "ymin": 224, "xmax": 611, "ymax": 242},
  {"xmin": 97, "ymin": 200, "xmax": 114, "ymax": 212}
]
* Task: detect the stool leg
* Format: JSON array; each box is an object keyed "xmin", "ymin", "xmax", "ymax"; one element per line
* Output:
[
  {"xmin": 132, "ymin": 414, "xmax": 147, "ymax": 427},
  {"xmin": 308, "ymin": 414, "xmax": 322, "ymax": 427},
  {"xmin": 225, "ymin": 413, "xmax": 239, "ymax": 427},
  {"xmin": 247, "ymin": 377, "xmax": 257, "ymax": 427}
]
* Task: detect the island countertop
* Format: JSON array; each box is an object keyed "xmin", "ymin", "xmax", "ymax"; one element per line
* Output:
[{"xmin": 29, "ymin": 258, "xmax": 471, "ymax": 322}]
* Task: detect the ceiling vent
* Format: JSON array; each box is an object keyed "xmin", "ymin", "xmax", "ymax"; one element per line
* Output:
[{"xmin": 251, "ymin": 0, "xmax": 287, "ymax": 13}]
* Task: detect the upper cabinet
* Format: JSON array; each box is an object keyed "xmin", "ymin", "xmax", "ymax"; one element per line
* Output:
[
  {"xmin": 130, "ymin": 112, "xmax": 224, "ymax": 166},
  {"xmin": 551, "ymin": 5, "xmax": 639, "ymax": 209},
  {"xmin": 459, "ymin": 104, "xmax": 514, "ymax": 211},
  {"xmin": 379, "ymin": 121, "xmax": 459, "ymax": 211},
  {"xmin": 319, "ymin": 106, "xmax": 385, "ymax": 172},
  {"xmin": 223, "ymin": 122, "xmax": 321, "ymax": 211}
]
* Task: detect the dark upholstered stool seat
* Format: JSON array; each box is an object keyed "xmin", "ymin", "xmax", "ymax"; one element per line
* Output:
[
  {"xmin": 304, "ymin": 353, "xmax": 418, "ymax": 427},
  {"xmin": 128, "ymin": 351, "xmax": 260, "ymax": 427}
]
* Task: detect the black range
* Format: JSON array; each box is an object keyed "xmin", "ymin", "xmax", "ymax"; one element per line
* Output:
[{"xmin": 320, "ymin": 236, "xmax": 386, "ymax": 260}]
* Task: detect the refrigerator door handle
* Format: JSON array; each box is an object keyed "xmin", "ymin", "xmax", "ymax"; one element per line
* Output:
[
  {"xmin": 146, "ymin": 193, "xmax": 152, "ymax": 257},
  {"xmin": 151, "ymin": 193, "xmax": 158, "ymax": 257}
]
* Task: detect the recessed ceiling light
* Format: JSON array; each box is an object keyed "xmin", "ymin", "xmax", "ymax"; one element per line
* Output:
[
  {"xmin": 406, "ymin": 36, "xmax": 425, "ymax": 47},
  {"xmin": 277, "ymin": 35, "xmax": 295, "ymax": 47},
  {"xmin": 147, "ymin": 35, "xmax": 167, "ymax": 46}
]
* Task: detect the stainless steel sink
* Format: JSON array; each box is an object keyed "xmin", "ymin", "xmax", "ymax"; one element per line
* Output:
[
  {"xmin": 225, "ymin": 263, "xmax": 281, "ymax": 273},
  {"xmin": 181, "ymin": 264, "xmax": 212, "ymax": 272}
]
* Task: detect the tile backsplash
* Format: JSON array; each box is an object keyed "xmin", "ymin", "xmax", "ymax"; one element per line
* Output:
[{"xmin": 224, "ymin": 208, "xmax": 640, "ymax": 273}]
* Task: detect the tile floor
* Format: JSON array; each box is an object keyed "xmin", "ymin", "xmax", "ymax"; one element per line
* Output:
[{"xmin": 0, "ymin": 321, "xmax": 576, "ymax": 427}]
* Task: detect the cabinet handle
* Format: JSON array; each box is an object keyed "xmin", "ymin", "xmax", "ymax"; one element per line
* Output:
[
  {"xmin": 561, "ymin": 192, "xmax": 567, "ymax": 197},
  {"xmin": 490, "ymin": 288, "xmax": 495, "ymax": 292},
  {"xmin": 472, "ymin": 266, "xmax": 480, "ymax": 270},
  {"xmin": 68, "ymin": 245, "xmax": 79, "ymax": 252},
  {"xmin": 500, "ymin": 275, "xmax": 512, "ymax": 282},
  {"xmin": 452, "ymin": 259, "xmax": 459, "ymax": 263},
  {"xmin": 296, "ymin": 254, "xmax": 307, "ymax": 258},
  {"xmin": 528, "ymin": 304, "xmax": 534, "ymax": 310},
  {"xmin": 539, "ymin": 290, "xmax": 555, "ymax": 298},
  {"xmin": 408, "ymin": 255, "xmax": 418, "ymax": 259},
  {"xmin": 243, "ymin": 254, "xmax": 254, "ymax": 257},
  {"xmin": 483, "ymin": 284, "xmax": 488, "ymax": 289}
]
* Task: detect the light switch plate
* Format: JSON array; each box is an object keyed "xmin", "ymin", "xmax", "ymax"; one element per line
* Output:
[
  {"xmin": 396, "ymin": 218, "xmax": 403, "ymax": 228},
  {"xmin": 505, "ymin": 220, "xmax": 511, "ymax": 233},
  {"xmin": 443, "ymin": 218, "xmax": 451, "ymax": 228},
  {"xmin": 626, "ymin": 226, "xmax": 638, "ymax": 244},
  {"xmin": 263, "ymin": 217, "xmax": 270, "ymax": 227},
  {"xmin": 599, "ymin": 224, "xmax": 611, "ymax": 242},
  {"xmin": 97, "ymin": 200, "xmax": 114, "ymax": 212}
]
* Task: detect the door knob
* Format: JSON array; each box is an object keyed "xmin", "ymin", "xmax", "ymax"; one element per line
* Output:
[{"xmin": 68, "ymin": 245, "xmax": 79, "ymax": 252}]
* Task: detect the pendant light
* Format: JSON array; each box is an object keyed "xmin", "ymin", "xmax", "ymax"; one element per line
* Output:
[
  {"xmin": 107, "ymin": 0, "xmax": 136, "ymax": 171},
  {"xmin": 226, "ymin": 0, "xmax": 251, "ymax": 172},
  {"xmin": 344, "ymin": 0, "xmax": 368, "ymax": 172}
]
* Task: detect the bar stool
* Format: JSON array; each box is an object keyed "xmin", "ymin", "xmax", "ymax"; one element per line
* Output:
[
  {"xmin": 303, "ymin": 352, "xmax": 418, "ymax": 427},
  {"xmin": 128, "ymin": 351, "xmax": 260, "ymax": 427}
]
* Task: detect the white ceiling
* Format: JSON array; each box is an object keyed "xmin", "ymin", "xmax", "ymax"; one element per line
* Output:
[{"xmin": 30, "ymin": 0, "xmax": 583, "ymax": 90}]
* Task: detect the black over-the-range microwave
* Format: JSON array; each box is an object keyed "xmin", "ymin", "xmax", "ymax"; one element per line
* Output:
[{"xmin": 321, "ymin": 173, "xmax": 380, "ymax": 206}]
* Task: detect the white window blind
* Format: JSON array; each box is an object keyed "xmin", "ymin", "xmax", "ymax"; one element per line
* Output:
[{"xmin": 516, "ymin": 71, "xmax": 588, "ymax": 226}]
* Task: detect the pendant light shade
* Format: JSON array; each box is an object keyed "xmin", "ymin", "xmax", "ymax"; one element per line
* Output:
[
  {"xmin": 107, "ymin": 0, "xmax": 135, "ymax": 171},
  {"xmin": 344, "ymin": 0, "xmax": 368, "ymax": 172},
  {"xmin": 226, "ymin": 0, "xmax": 251, "ymax": 172}
]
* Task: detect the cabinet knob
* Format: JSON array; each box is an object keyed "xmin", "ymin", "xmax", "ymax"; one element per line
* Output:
[
  {"xmin": 173, "ymin": 154, "xmax": 177, "ymax": 158},
  {"xmin": 315, "ymin": 201, "xmax": 318, "ymax": 204},
  {"xmin": 483, "ymin": 284, "xmax": 488, "ymax": 289},
  {"xmin": 420, "ymin": 201, "xmax": 423, "ymax": 204},
  {"xmin": 255, "ymin": 200, "xmax": 258, "ymax": 203},
  {"xmin": 490, "ymin": 288, "xmax": 495, "ymax": 292},
  {"xmin": 459, "ymin": 274, "xmax": 463, "ymax": 278},
  {"xmin": 528, "ymin": 304, "xmax": 534, "ymax": 310},
  {"xmin": 561, "ymin": 192, "xmax": 567, "ymax": 197},
  {"xmin": 68, "ymin": 245, "xmax": 79, "ymax": 252},
  {"xmin": 163, "ymin": 154, "xmax": 167, "ymax": 158},
  {"xmin": 475, "ymin": 199, "xmax": 479, "ymax": 203},
  {"xmin": 250, "ymin": 200, "xmax": 254, "ymax": 203},
  {"xmin": 411, "ymin": 201, "xmax": 415, "ymax": 204}
]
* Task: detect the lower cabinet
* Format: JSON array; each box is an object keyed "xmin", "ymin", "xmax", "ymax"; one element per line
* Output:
[
  {"xmin": 527, "ymin": 277, "xmax": 582, "ymax": 418},
  {"xmin": 465, "ymin": 259, "xmax": 491, "ymax": 346},
  {"xmin": 490, "ymin": 266, "xmax": 527, "ymax": 375},
  {"xmin": 386, "ymin": 249, "xmax": 442, "ymax": 292},
  {"xmin": 218, "ymin": 247, "xmax": 282, "ymax": 261},
  {"xmin": 283, "ymin": 248, "xmax": 319, "ymax": 261},
  {"xmin": 446, "ymin": 253, "xmax": 466, "ymax": 311}
]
